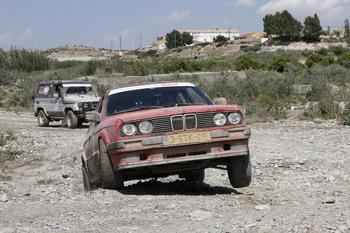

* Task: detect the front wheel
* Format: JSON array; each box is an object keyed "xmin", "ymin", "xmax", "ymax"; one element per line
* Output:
[
  {"xmin": 227, "ymin": 154, "xmax": 252, "ymax": 188},
  {"xmin": 99, "ymin": 140, "xmax": 124, "ymax": 189},
  {"xmin": 66, "ymin": 110, "xmax": 78, "ymax": 129},
  {"xmin": 38, "ymin": 110, "xmax": 49, "ymax": 127},
  {"xmin": 82, "ymin": 166, "xmax": 94, "ymax": 191}
]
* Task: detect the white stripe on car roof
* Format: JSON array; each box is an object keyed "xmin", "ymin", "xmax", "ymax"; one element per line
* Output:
[
  {"xmin": 62, "ymin": 83, "xmax": 92, "ymax": 87},
  {"xmin": 108, "ymin": 82, "xmax": 196, "ymax": 96}
]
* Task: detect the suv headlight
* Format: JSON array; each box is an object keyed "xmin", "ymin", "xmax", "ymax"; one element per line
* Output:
[
  {"xmin": 122, "ymin": 124, "xmax": 137, "ymax": 136},
  {"xmin": 213, "ymin": 113, "xmax": 226, "ymax": 126},
  {"xmin": 79, "ymin": 102, "xmax": 90, "ymax": 110},
  {"xmin": 139, "ymin": 121, "xmax": 153, "ymax": 134},
  {"xmin": 228, "ymin": 112, "xmax": 241, "ymax": 124}
]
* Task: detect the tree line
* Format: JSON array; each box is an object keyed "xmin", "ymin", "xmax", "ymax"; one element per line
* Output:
[{"xmin": 263, "ymin": 10, "xmax": 322, "ymax": 42}]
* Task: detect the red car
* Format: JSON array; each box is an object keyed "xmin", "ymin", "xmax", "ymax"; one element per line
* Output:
[{"xmin": 82, "ymin": 82, "xmax": 251, "ymax": 190}]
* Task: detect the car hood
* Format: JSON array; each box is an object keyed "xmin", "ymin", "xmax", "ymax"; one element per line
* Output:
[{"xmin": 107, "ymin": 105, "xmax": 243, "ymax": 123}]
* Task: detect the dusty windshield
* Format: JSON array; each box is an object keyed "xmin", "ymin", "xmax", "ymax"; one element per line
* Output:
[
  {"xmin": 107, "ymin": 86, "xmax": 213, "ymax": 115},
  {"xmin": 64, "ymin": 85, "xmax": 97, "ymax": 97}
]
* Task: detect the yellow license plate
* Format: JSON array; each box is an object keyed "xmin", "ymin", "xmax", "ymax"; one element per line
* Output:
[{"xmin": 167, "ymin": 132, "xmax": 211, "ymax": 145}]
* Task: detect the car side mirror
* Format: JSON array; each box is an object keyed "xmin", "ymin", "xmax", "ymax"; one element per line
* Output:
[
  {"xmin": 86, "ymin": 111, "xmax": 100, "ymax": 123},
  {"xmin": 213, "ymin": 97, "xmax": 227, "ymax": 105}
]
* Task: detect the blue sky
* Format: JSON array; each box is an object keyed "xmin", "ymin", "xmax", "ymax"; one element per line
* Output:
[{"xmin": 0, "ymin": 0, "xmax": 349, "ymax": 50}]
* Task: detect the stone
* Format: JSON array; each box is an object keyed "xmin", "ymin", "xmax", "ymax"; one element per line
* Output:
[
  {"xmin": 0, "ymin": 193, "xmax": 9, "ymax": 202},
  {"xmin": 322, "ymin": 199, "xmax": 335, "ymax": 204},
  {"xmin": 255, "ymin": 204, "xmax": 271, "ymax": 210}
]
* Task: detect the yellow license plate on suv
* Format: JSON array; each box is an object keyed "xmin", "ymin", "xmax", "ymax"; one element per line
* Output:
[{"xmin": 167, "ymin": 132, "xmax": 211, "ymax": 145}]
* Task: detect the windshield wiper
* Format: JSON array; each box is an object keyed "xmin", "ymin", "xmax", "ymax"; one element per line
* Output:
[
  {"xmin": 111, "ymin": 106, "xmax": 163, "ymax": 115},
  {"xmin": 162, "ymin": 103, "xmax": 206, "ymax": 107}
]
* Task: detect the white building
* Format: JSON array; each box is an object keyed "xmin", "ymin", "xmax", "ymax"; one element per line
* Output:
[{"xmin": 178, "ymin": 28, "xmax": 240, "ymax": 43}]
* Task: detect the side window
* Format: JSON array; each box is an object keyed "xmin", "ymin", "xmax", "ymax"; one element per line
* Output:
[{"xmin": 36, "ymin": 85, "xmax": 51, "ymax": 97}]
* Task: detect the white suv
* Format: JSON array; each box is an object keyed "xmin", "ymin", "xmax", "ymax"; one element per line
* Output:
[{"xmin": 34, "ymin": 80, "xmax": 100, "ymax": 128}]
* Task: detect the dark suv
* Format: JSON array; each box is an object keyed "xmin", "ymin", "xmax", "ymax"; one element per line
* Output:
[{"xmin": 34, "ymin": 80, "xmax": 100, "ymax": 128}]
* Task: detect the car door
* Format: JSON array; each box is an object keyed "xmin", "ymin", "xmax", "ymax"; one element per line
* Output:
[{"xmin": 51, "ymin": 85, "xmax": 65, "ymax": 118}]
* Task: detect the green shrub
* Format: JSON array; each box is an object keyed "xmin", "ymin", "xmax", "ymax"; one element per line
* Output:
[
  {"xmin": 305, "ymin": 53, "xmax": 334, "ymax": 67},
  {"xmin": 306, "ymin": 81, "xmax": 331, "ymax": 101},
  {"xmin": 234, "ymin": 55, "xmax": 263, "ymax": 70},
  {"xmin": 340, "ymin": 103, "xmax": 350, "ymax": 125},
  {"xmin": 80, "ymin": 60, "xmax": 99, "ymax": 75},
  {"xmin": 329, "ymin": 46, "xmax": 348, "ymax": 56},
  {"xmin": 318, "ymin": 98, "xmax": 341, "ymax": 119},
  {"xmin": 267, "ymin": 56, "xmax": 291, "ymax": 72}
]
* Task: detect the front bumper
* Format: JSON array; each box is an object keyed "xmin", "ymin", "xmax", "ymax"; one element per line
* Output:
[{"xmin": 107, "ymin": 127, "xmax": 251, "ymax": 171}]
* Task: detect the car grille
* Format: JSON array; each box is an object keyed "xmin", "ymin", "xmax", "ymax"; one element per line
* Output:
[{"xmin": 125, "ymin": 111, "xmax": 237, "ymax": 136}]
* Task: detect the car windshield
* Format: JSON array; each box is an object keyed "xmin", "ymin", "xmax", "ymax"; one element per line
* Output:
[
  {"xmin": 107, "ymin": 86, "xmax": 213, "ymax": 115},
  {"xmin": 64, "ymin": 85, "xmax": 97, "ymax": 96}
]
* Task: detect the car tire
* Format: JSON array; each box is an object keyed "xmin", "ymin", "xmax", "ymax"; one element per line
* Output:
[
  {"xmin": 99, "ymin": 140, "xmax": 124, "ymax": 189},
  {"xmin": 180, "ymin": 169, "xmax": 205, "ymax": 184},
  {"xmin": 66, "ymin": 110, "xmax": 78, "ymax": 129},
  {"xmin": 38, "ymin": 110, "xmax": 49, "ymax": 127},
  {"xmin": 227, "ymin": 154, "xmax": 252, "ymax": 188},
  {"xmin": 82, "ymin": 165, "xmax": 93, "ymax": 191}
]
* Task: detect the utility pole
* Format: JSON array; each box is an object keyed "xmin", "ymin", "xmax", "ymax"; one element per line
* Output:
[
  {"xmin": 110, "ymin": 40, "xmax": 114, "ymax": 51},
  {"xmin": 138, "ymin": 34, "xmax": 143, "ymax": 49},
  {"xmin": 119, "ymin": 35, "xmax": 122, "ymax": 51},
  {"xmin": 345, "ymin": 19, "xmax": 350, "ymax": 38}
]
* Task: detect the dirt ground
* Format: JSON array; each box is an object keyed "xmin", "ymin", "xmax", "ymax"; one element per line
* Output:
[{"xmin": 0, "ymin": 110, "xmax": 349, "ymax": 233}]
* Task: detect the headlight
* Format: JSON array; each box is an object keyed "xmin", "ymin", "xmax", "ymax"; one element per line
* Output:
[
  {"xmin": 138, "ymin": 121, "xmax": 153, "ymax": 134},
  {"xmin": 213, "ymin": 113, "xmax": 226, "ymax": 126},
  {"xmin": 228, "ymin": 112, "xmax": 241, "ymax": 124},
  {"xmin": 122, "ymin": 124, "xmax": 137, "ymax": 136}
]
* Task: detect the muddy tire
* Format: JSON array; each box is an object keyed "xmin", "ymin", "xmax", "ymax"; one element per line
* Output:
[
  {"xmin": 99, "ymin": 140, "xmax": 124, "ymax": 189},
  {"xmin": 180, "ymin": 169, "xmax": 205, "ymax": 184},
  {"xmin": 227, "ymin": 154, "xmax": 252, "ymax": 188},
  {"xmin": 38, "ymin": 110, "xmax": 49, "ymax": 127},
  {"xmin": 82, "ymin": 166, "xmax": 93, "ymax": 191},
  {"xmin": 66, "ymin": 110, "xmax": 78, "ymax": 129}
]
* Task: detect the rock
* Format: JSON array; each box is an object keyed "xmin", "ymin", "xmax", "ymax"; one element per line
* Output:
[
  {"xmin": 255, "ymin": 204, "xmax": 271, "ymax": 210},
  {"xmin": 322, "ymin": 199, "xmax": 335, "ymax": 204},
  {"xmin": 0, "ymin": 193, "xmax": 9, "ymax": 202}
]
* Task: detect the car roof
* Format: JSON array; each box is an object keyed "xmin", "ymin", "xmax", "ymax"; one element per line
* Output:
[
  {"xmin": 108, "ymin": 82, "xmax": 196, "ymax": 96},
  {"xmin": 38, "ymin": 80, "xmax": 91, "ymax": 85}
]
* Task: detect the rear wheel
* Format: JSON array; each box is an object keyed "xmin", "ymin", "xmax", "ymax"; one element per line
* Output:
[
  {"xmin": 99, "ymin": 140, "xmax": 124, "ymax": 189},
  {"xmin": 66, "ymin": 110, "xmax": 78, "ymax": 129},
  {"xmin": 227, "ymin": 154, "xmax": 252, "ymax": 188},
  {"xmin": 38, "ymin": 110, "xmax": 49, "ymax": 127},
  {"xmin": 180, "ymin": 169, "xmax": 205, "ymax": 184}
]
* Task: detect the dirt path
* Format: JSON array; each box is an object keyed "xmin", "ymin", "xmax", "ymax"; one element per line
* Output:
[{"xmin": 0, "ymin": 111, "xmax": 349, "ymax": 233}]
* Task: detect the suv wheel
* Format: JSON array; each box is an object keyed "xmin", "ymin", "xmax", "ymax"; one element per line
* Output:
[
  {"xmin": 38, "ymin": 110, "xmax": 49, "ymax": 127},
  {"xmin": 227, "ymin": 154, "xmax": 252, "ymax": 188},
  {"xmin": 99, "ymin": 140, "xmax": 124, "ymax": 189},
  {"xmin": 179, "ymin": 169, "xmax": 205, "ymax": 184},
  {"xmin": 66, "ymin": 110, "xmax": 78, "ymax": 129}
]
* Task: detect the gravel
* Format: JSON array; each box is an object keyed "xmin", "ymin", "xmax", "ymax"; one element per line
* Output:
[{"xmin": 0, "ymin": 111, "xmax": 349, "ymax": 232}]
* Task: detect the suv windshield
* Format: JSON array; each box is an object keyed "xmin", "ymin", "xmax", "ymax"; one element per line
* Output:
[
  {"xmin": 107, "ymin": 86, "xmax": 213, "ymax": 115},
  {"xmin": 64, "ymin": 85, "xmax": 97, "ymax": 96}
]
